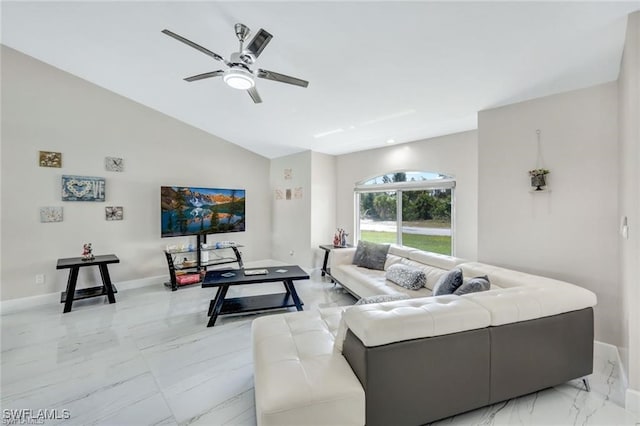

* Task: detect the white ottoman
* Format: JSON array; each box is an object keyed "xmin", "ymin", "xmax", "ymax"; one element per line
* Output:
[{"xmin": 252, "ymin": 308, "xmax": 365, "ymax": 426}]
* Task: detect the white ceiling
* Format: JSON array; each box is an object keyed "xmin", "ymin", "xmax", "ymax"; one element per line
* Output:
[{"xmin": 2, "ymin": 1, "xmax": 639, "ymax": 158}]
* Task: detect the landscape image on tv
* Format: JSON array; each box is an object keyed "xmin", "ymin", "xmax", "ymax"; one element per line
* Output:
[{"xmin": 161, "ymin": 186, "xmax": 245, "ymax": 237}]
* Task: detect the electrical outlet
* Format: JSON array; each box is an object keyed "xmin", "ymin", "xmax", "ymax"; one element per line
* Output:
[{"xmin": 35, "ymin": 274, "xmax": 45, "ymax": 284}]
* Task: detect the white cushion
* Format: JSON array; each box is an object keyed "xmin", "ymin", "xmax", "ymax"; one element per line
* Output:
[
  {"xmin": 342, "ymin": 296, "xmax": 491, "ymax": 347},
  {"xmin": 328, "ymin": 247, "xmax": 357, "ymax": 268},
  {"xmin": 459, "ymin": 262, "xmax": 559, "ymax": 289},
  {"xmin": 463, "ymin": 285, "xmax": 597, "ymax": 326},
  {"xmin": 332, "ymin": 264, "xmax": 392, "ymax": 298},
  {"xmin": 388, "ymin": 244, "xmax": 417, "ymax": 258},
  {"xmin": 332, "ymin": 264, "xmax": 432, "ymax": 299},
  {"xmin": 391, "ymin": 284, "xmax": 432, "ymax": 298},
  {"xmin": 398, "ymin": 258, "xmax": 449, "ymax": 290},
  {"xmin": 384, "ymin": 254, "xmax": 404, "ymax": 269},
  {"xmin": 252, "ymin": 308, "xmax": 365, "ymax": 426},
  {"xmin": 408, "ymin": 250, "xmax": 462, "ymax": 271}
]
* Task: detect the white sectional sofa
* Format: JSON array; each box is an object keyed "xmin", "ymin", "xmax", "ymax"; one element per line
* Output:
[
  {"xmin": 252, "ymin": 245, "xmax": 597, "ymax": 426},
  {"xmin": 329, "ymin": 244, "xmax": 465, "ymax": 298}
]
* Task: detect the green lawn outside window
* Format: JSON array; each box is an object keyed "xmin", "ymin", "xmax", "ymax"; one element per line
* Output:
[{"xmin": 360, "ymin": 231, "xmax": 452, "ymax": 255}]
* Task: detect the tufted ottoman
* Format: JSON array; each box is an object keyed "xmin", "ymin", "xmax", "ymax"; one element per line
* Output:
[{"xmin": 252, "ymin": 307, "xmax": 365, "ymax": 426}]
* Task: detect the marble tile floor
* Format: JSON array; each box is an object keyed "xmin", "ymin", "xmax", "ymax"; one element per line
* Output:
[{"xmin": 1, "ymin": 261, "xmax": 638, "ymax": 426}]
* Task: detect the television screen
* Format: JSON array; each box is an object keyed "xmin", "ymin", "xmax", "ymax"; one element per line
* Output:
[{"xmin": 161, "ymin": 186, "xmax": 245, "ymax": 238}]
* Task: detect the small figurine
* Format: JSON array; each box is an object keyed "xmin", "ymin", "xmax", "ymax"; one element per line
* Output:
[
  {"xmin": 81, "ymin": 243, "xmax": 95, "ymax": 261},
  {"xmin": 333, "ymin": 228, "xmax": 349, "ymax": 247}
]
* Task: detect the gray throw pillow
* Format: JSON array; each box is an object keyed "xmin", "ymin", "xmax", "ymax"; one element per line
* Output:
[
  {"xmin": 454, "ymin": 275, "xmax": 491, "ymax": 295},
  {"xmin": 352, "ymin": 241, "xmax": 390, "ymax": 271},
  {"xmin": 432, "ymin": 267, "xmax": 463, "ymax": 296},
  {"xmin": 355, "ymin": 293, "xmax": 410, "ymax": 305},
  {"xmin": 386, "ymin": 264, "xmax": 426, "ymax": 290}
]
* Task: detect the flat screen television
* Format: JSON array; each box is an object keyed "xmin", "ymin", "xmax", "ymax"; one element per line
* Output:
[{"xmin": 161, "ymin": 186, "xmax": 245, "ymax": 238}]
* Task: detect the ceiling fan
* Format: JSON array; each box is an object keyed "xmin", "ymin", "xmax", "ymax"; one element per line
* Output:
[{"xmin": 162, "ymin": 23, "xmax": 309, "ymax": 104}]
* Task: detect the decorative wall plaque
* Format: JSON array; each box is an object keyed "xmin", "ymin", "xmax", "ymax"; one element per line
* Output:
[
  {"xmin": 39, "ymin": 151, "xmax": 62, "ymax": 168},
  {"xmin": 105, "ymin": 157, "xmax": 124, "ymax": 172},
  {"xmin": 40, "ymin": 206, "xmax": 63, "ymax": 222},
  {"xmin": 105, "ymin": 206, "xmax": 123, "ymax": 221},
  {"xmin": 62, "ymin": 175, "xmax": 105, "ymax": 202}
]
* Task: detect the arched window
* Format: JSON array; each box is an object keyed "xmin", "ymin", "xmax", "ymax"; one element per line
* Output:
[{"xmin": 355, "ymin": 171, "xmax": 455, "ymax": 255}]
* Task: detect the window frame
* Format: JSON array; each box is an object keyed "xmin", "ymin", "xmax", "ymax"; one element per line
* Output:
[{"xmin": 354, "ymin": 173, "xmax": 456, "ymax": 254}]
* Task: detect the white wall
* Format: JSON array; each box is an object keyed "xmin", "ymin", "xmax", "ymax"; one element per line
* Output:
[
  {"xmin": 0, "ymin": 46, "xmax": 272, "ymax": 300},
  {"xmin": 310, "ymin": 152, "xmax": 337, "ymax": 268},
  {"xmin": 270, "ymin": 151, "xmax": 337, "ymax": 269},
  {"xmin": 618, "ymin": 11, "xmax": 640, "ymax": 404},
  {"xmin": 477, "ymin": 82, "xmax": 621, "ymax": 346},
  {"xmin": 335, "ymin": 131, "xmax": 478, "ymax": 260},
  {"xmin": 270, "ymin": 151, "xmax": 312, "ymax": 267}
]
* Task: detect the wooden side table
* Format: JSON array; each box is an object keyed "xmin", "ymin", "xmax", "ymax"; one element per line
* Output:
[
  {"xmin": 56, "ymin": 254, "xmax": 120, "ymax": 313},
  {"xmin": 318, "ymin": 244, "xmax": 353, "ymax": 278}
]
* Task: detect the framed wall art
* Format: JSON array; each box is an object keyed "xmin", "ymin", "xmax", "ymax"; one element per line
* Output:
[
  {"xmin": 39, "ymin": 151, "xmax": 62, "ymax": 168},
  {"xmin": 61, "ymin": 175, "xmax": 105, "ymax": 202},
  {"xmin": 105, "ymin": 157, "xmax": 124, "ymax": 172},
  {"xmin": 40, "ymin": 206, "xmax": 63, "ymax": 223},
  {"xmin": 105, "ymin": 206, "xmax": 123, "ymax": 221}
]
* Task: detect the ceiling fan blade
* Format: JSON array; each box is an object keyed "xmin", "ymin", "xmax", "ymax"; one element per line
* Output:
[
  {"xmin": 257, "ymin": 69, "xmax": 309, "ymax": 88},
  {"xmin": 247, "ymin": 87, "xmax": 262, "ymax": 104},
  {"xmin": 184, "ymin": 70, "xmax": 224, "ymax": 82},
  {"xmin": 246, "ymin": 29, "xmax": 273, "ymax": 59},
  {"xmin": 162, "ymin": 29, "xmax": 228, "ymax": 64}
]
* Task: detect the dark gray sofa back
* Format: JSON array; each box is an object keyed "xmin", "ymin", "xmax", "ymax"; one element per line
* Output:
[
  {"xmin": 489, "ymin": 307, "xmax": 593, "ymax": 403},
  {"xmin": 342, "ymin": 307, "xmax": 594, "ymax": 426}
]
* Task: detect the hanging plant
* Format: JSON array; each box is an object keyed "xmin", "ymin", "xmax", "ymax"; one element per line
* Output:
[
  {"xmin": 529, "ymin": 168, "xmax": 549, "ymax": 190},
  {"xmin": 530, "ymin": 129, "xmax": 550, "ymax": 191}
]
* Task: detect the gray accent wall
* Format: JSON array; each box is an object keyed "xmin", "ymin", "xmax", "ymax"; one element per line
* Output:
[{"xmin": 0, "ymin": 46, "xmax": 272, "ymax": 301}]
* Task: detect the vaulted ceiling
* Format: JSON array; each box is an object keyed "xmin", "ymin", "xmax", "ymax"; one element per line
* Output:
[{"xmin": 2, "ymin": 1, "xmax": 639, "ymax": 158}]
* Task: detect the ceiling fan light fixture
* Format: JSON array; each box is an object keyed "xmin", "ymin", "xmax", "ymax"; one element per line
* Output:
[
  {"xmin": 163, "ymin": 24, "xmax": 308, "ymax": 103},
  {"xmin": 223, "ymin": 68, "xmax": 255, "ymax": 90}
]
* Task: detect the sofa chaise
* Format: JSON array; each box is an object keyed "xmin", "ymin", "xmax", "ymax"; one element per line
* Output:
[{"xmin": 252, "ymin": 245, "xmax": 597, "ymax": 426}]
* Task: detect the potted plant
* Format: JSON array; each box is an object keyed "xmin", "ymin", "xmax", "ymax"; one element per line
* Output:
[{"xmin": 529, "ymin": 168, "xmax": 549, "ymax": 191}]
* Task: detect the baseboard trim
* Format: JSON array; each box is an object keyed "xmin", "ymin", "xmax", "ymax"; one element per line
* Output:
[
  {"xmin": 0, "ymin": 292, "xmax": 60, "ymax": 314},
  {"xmin": 593, "ymin": 340, "xmax": 639, "ymax": 412},
  {"xmin": 627, "ymin": 388, "xmax": 640, "ymax": 414},
  {"xmin": 594, "ymin": 340, "xmax": 629, "ymax": 387},
  {"xmin": 116, "ymin": 275, "xmax": 166, "ymax": 291},
  {"xmin": 0, "ymin": 275, "xmax": 164, "ymax": 315}
]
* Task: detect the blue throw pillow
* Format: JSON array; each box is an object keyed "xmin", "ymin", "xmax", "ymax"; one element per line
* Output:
[
  {"xmin": 454, "ymin": 275, "xmax": 491, "ymax": 295},
  {"xmin": 432, "ymin": 268, "xmax": 463, "ymax": 296}
]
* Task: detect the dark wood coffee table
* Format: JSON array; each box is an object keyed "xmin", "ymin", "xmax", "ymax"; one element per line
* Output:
[{"xmin": 202, "ymin": 265, "xmax": 309, "ymax": 327}]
